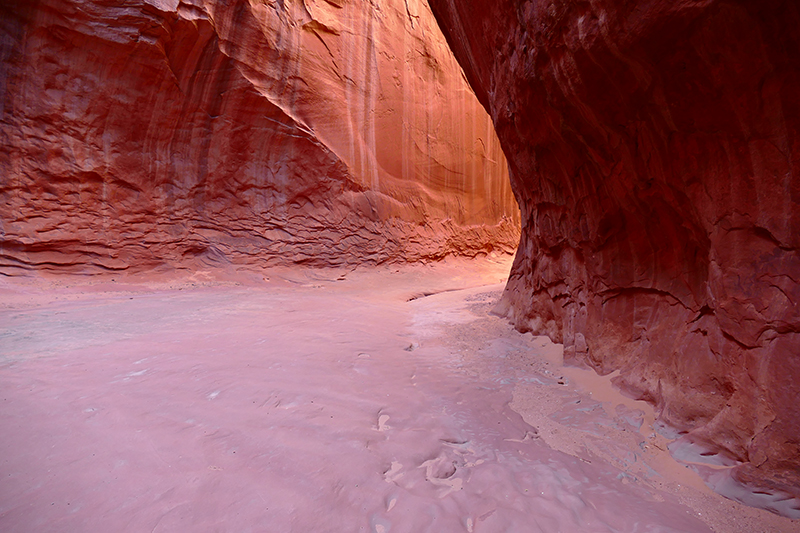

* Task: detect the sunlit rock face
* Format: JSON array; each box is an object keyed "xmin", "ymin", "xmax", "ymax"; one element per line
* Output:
[
  {"xmin": 429, "ymin": 0, "xmax": 800, "ymax": 503},
  {"xmin": 0, "ymin": 0, "xmax": 518, "ymax": 273}
]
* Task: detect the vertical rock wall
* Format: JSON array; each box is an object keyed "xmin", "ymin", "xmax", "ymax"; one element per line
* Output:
[
  {"xmin": 0, "ymin": 0, "xmax": 518, "ymax": 273},
  {"xmin": 429, "ymin": 0, "xmax": 800, "ymax": 507}
]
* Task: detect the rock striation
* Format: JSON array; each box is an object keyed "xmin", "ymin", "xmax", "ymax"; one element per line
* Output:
[
  {"xmin": 430, "ymin": 0, "xmax": 800, "ymax": 512},
  {"xmin": 0, "ymin": 0, "xmax": 518, "ymax": 273}
]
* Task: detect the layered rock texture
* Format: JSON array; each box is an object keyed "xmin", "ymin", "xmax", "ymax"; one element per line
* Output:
[
  {"xmin": 430, "ymin": 0, "xmax": 800, "ymax": 508},
  {"xmin": 0, "ymin": 0, "xmax": 518, "ymax": 273}
]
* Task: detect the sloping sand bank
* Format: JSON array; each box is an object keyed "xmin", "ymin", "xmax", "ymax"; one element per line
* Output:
[{"xmin": 0, "ymin": 257, "xmax": 796, "ymax": 532}]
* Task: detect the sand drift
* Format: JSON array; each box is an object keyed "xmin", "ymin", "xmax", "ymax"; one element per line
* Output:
[{"xmin": 0, "ymin": 258, "xmax": 795, "ymax": 532}]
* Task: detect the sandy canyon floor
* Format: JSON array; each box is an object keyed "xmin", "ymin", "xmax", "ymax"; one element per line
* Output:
[{"xmin": 0, "ymin": 256, "xmax": 797, "ymax": 532}]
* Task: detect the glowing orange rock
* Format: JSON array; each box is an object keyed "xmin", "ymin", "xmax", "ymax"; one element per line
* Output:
[{"xmin": 0, "ymin": 0, "xmax": 518, "ymax": 273}]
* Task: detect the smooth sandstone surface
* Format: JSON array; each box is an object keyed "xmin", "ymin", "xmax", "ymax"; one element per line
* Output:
[
  {"xmin": 429, "ymin": 0, "xmax": 800, "ymax": 512},
  {"xmin": 0, "ymin": 0, "xmax": 518, "ymax": 273}
]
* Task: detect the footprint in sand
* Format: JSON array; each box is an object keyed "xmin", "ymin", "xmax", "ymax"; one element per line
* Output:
[
  {"xmin": 370, "ymin": 515, "xmax": 392, "ymax": 533},
  {"xmin": 376, "ymin": 413, "xmax": 391, "ymax": 432},
  {"xmin": 419, "ymin": 454, "xmax": 464, "ymax": 497},
  {"xmin": 386, "ymin": 494, "xmax": 398, "ymax": 512},
  {"xmin": 383, "ymin": 461, "xmax": 404, "ymax": 483}
]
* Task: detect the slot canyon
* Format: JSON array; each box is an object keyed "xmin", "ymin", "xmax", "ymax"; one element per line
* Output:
[{"xmin": 1, "ymin": 0, "xmax": 798, "ymax": 531}]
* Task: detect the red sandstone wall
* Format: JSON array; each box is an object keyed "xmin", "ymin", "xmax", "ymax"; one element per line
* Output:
[
  {"xmin": 429, "ymin": 0, "xmax": 800, "ymax": 505},
  {"xmin": 0, "ymin": 0, "xmax": 518, "ymax": 273}
]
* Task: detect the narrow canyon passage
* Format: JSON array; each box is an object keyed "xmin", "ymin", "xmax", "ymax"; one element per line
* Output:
[
  {"xmin": 0, "ymin": 259, "xmax": 794, "ymax": 532},
  {"xmin": 3, "ymin": 0, "xmax": 799, "ymax": 530}
]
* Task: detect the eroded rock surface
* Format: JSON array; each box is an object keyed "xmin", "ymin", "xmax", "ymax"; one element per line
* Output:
[
  {"xmin": 0, "ymin": 0, "xmax": 518, "ymax": 273},
  {"xmin": 429, "ymin": 0, "xmax": 800, "ymax": 508}
]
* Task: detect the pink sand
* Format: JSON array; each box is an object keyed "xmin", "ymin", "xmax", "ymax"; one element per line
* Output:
[{"xmin": 0, "ymin": 258, "xmax": 795, "ymax": 532}]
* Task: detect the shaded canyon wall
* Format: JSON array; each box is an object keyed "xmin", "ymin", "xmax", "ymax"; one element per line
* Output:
[
  {"xmin": 0, "ymin": 0, "xmax": 518, "ymax": 273},
  {"xmin": 429, "ymin": 0, "xmax": 800, "ymax": 506}
]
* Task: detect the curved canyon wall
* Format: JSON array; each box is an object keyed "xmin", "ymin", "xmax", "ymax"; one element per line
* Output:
[
  {"xmin": 429, "ymin": 0, "xmax": 800, "ymax": 506},
  {"xmin": 0, "ymin": 0, "xmax": 518, "ymax": 273}
]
